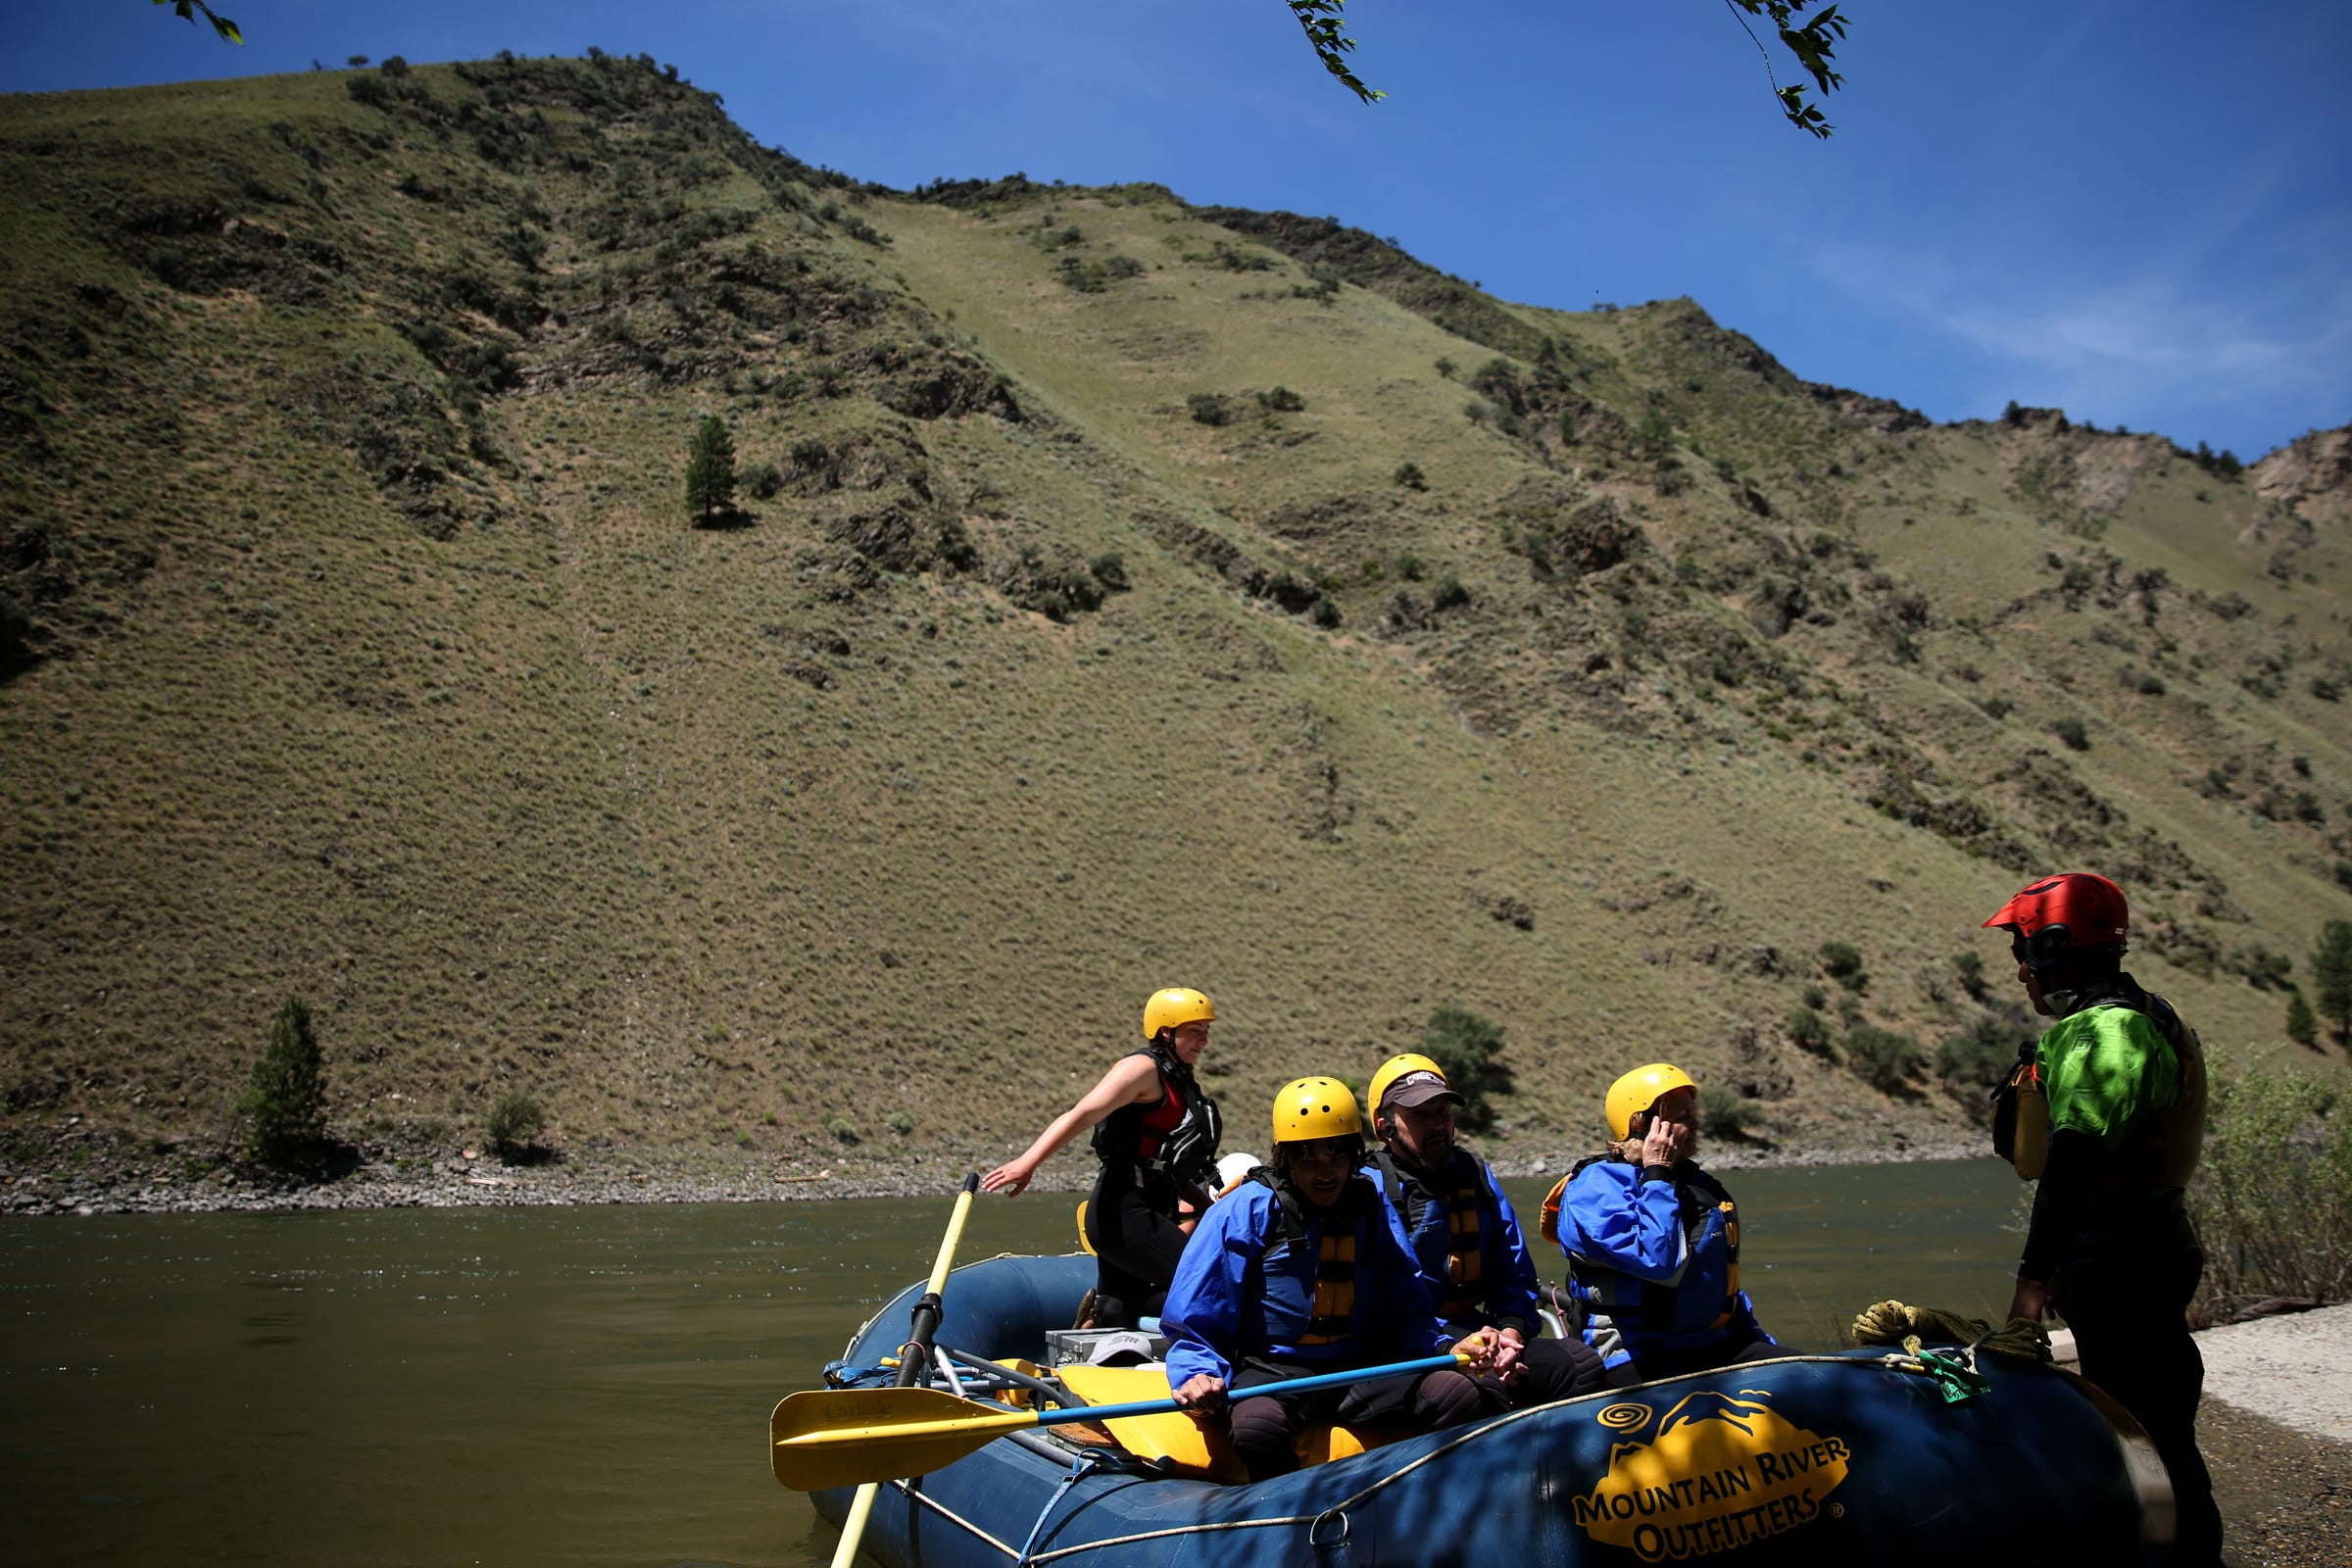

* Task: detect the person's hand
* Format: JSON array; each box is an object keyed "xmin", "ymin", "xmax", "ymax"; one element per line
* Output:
[
  {"xmin": 1489, "ymin": 1327, "xmax": 1527, "ymax": 1385},
  {"xmin": 1451, "ymin": 1330, "xmax": 1499, "ymax": 1374},
  {"xmin": 1172, "ymin": 1373, "xmax": 1226, "ymax": 1413},
  {"xmin": 979, "ymin": 1157, "xmax": 1036, "ymax": 1196},
  {"xmin": 2008, "ymin": 1275, "xmax": 2051, "ymax": 1325},
  {"xmin": 1641, "ymin": 1115, "xmax": 1691, "ymax": 1168}
]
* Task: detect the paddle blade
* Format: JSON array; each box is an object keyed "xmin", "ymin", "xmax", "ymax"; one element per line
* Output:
[{"xmin": 770, "ymin": 1387, "xmax": 1032, "ymax": 1492}]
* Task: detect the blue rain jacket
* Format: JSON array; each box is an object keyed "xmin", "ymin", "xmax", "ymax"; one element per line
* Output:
[
  {"xmin": 1162, "ymin": 1175, "xmax": 1454, "ymax": 1391},
  {"xmin": 1366, "ymin": 1150, "xmax": 1543, "ymax": 1336},
  {"xmin": 1555, "ymin": 1157, "xmax": 1771, "ymax": 1371}
]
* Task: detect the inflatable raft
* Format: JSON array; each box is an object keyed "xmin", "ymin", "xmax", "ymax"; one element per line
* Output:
[{"xmin": 793, "ymin": 1253, "xmax": 2172, "ymax": 1568}]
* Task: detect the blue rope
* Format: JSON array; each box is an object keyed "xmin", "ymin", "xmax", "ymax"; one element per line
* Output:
[{"xmin": 1013, "ymin": 1449, "xmax": 1115, "ymax": 1566}]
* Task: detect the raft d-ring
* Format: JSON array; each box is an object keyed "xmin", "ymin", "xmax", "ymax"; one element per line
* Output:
[{"xmin": 1309, "ymin": 1508, "xmax": 1351, "ymax": 1549}]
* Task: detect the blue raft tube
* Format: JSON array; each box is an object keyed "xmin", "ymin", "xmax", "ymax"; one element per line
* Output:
[{"xmin": 788, "ymin": 1253, "xmax": 2172, "ymax": 1568}]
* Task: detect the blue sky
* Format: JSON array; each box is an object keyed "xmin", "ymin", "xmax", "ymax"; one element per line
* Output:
[{"xmin": 14, "ymin": 2, "xmax": 2350, "ymax": 460}]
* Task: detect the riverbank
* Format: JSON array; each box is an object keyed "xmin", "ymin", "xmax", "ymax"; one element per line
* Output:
[
  {"xmin": 0, "ymin": 1121, "xmax": 1987, "ymax": 1216},
  {"xmin": 2196, "ymin": 1303, "xmax": 2352, "ymax": 1567}
]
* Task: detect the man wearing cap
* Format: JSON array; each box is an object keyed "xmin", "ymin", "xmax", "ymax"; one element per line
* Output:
[
  {"xmin": 1982, "ymin": 872, "xmax": 2219, "ymax": 1567},
  {"xmin": 1363, "ymin": 1054, "xmax": 1606, "ymax": 1410}
]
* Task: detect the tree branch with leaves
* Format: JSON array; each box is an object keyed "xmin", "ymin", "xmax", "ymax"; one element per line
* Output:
[
  {"xmin": 1287, "ymin": 0, "xmax": 1852, "ymax": 137},
  {"xmin": 155, "ymin": 0, "xmax": 242, "ymax": 45}
]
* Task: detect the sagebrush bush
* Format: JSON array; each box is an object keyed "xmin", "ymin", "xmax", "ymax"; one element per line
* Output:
[
  {"xmin": 828, "ymin": 1117, "xmax": 859, "ymax": 1145},
  {"xmin": 2189, "ymin": 1063, "xmax": 2352, "ymax": 1319},
  {"xmin": 1844, "ymin": 1025, "xmax": 1922, "ymax": 1094},
  {"xmin": 1186, "ymin": 392, "xmax": 1233, "ymax": 427},
  {"xmin": 1697, "ymin": 1084, "xmax": 1763, "ymax": 1140},
  {"xmin": 1393, "ymin": 461, "xmax": 1427, "ymax": 491},
  {"xmin": 1786, "ymin": 1005, "xmax": 1836, "ymax": 1059},
  {"xmin": 1936, "ymin": 1008, "xmax": 2033, "ymax": 1119},
  {"xmin": 2052, "ymin": 716, "xmax": 2090, "ymax": 751},
  {"xmin": 1820, "ymin": 940, "xmax": 1869, "ymax": 993},
  {"xmin": 487, "ymin": 1090, "xmax": 546, "ymax": 1161}
]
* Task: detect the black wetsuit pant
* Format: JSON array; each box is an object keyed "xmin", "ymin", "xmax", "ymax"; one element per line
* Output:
[
  {"xmin": 2055, "ymin": 1202, "xmax": 2222, "ymax": 1568},
  {"xmin": 1083, "ymin": 1160, "xmax": 1188, "ymax": 1327},
  {"xmin": 1601, "ymin": 1329, "xmax": 1780, "ymax": 1389},
  {"xmin": 1223, "ymin": 1358, "xmax": 1488, "ymax": 1482}
]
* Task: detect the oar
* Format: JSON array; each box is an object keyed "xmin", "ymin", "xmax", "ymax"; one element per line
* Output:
[
  {"xmin": 820, "ymin": 1172, "xmax": 980, "ymax": 1568},
  {"xmin": 772, "ymin": 1349, "xmax": 1469, "ymax": 1492}
]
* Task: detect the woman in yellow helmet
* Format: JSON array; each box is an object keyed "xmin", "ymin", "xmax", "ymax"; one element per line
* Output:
[
  {"xmin": 1159, "ymin": 1078, "xmax": 1497, "ymax": 1482},
  {"xmin": 1549, "ymin": 1063, "xmax": 1776, "ymax": 1387},
  {"xmin": 981, "ymin": 987, "xmax": 1224, "ymax": 1327}
]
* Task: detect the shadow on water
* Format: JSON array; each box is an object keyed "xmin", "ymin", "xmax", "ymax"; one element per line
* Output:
[{"xmin": 0, "ymin": 1157, "xmax": 2022, "ymax": 1566}]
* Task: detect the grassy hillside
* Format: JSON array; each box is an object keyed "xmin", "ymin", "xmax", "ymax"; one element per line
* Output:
[{"xmin": 3, "ymin": 57, "xmax": 2347, "ymax": 1185}]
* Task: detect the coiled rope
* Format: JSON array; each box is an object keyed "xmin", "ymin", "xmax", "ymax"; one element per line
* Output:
[{"xmin": 1849, "ymin": 1300, "xmax": 2051, "ymax": 1404}]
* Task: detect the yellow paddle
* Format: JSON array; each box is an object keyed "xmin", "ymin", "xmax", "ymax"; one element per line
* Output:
[
  {"xmin": 772, "ymin": 1350, "xmax": 1471, "ymax": 1492},
  {"xmin": 821, "ymin": 1172, "xmax": 980, "ymax": 1568}
]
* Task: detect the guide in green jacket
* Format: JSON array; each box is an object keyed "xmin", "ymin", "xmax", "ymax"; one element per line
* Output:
[{"xmin": 1984, "ymin": 871, "xmax": 2219, "ymax": 1568}]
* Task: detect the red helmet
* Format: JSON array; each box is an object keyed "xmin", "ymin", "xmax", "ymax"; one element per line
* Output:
[{"xmin": 1983, "ymin": 872, "xmax": 2128, "ymax": 974}]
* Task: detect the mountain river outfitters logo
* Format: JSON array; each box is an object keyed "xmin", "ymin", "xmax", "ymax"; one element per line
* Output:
[{"xmin": 1571, "ymin": 1390, "xmax": 1851, "ymax": 1561}]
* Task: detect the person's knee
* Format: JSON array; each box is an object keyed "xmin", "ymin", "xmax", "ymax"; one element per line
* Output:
[
  {"xmin": 1413, "ymin": 1369, "xmax": 1488, "ymax": 1430},
  {"xmin": 1228, "ymin": 1396, "xmax": 1299, "ymax": 1481}
]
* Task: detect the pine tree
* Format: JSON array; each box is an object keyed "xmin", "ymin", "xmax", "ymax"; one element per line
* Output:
[
  {"xmin": 2314, "ymin": 920, "xmax": 2352, "ymax": 1047},
  {"xmin": 2285, "ymin": 990, "xmax": 2318, "ymax": 1050},
  {"xmin": 684, "ymin": 414, "xmax": 736, "ymax": 524},
  {"xmin": 238, "ymin": 995, "xmax": 327, "ymax": 1163}
]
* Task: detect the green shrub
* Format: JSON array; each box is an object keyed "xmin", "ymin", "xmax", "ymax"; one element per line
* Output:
[
  {"xmin": 2190, "ymin": 1063, "xmax": 2352, "ymax": 1319},
  {"xmin": 2286, "ymin": 991, "xmax": 2318, "ymax": 1050},
  {"xmin": 1416, "ymin": 1005, "xmax": 1514, "ymax": 1133},
  {"xmin": 379, "ymin": 55, "xmax": 411, "ymax": 76},
  {"xmin": 1697, "ymin": 1084, "xmax": 1763, "ymax": 1140},
  {"xmin": 1396, "ymin": 553, "xmax": 1426, "ymax": 581},
  {"xmin": 1089, "ymin": 553, "xmax": 1129, "ymax": 593},
  {"xmin": 1952, "ymin": 951, "xmax": 1989, "ymax": 1001},
  {"xmin": 2316, "ymin": 919, "xmax": 2352, "ymax": 1045},
  {"xmin": 1819, "ymin": 940, "xmax": 1868, "ymax": 993},
  {"xmin": 487, "ymin": 1091, "xmax": 546, "ymax": 1162},
  {"xmin": 742, "ymin": 460, "xmax": 783, "ymax": 500},
  {"xmin": 2052, "ymin": 716, "xmax": 2090, "ymax": 751},
  {"xmin": 1256, "ymin": 386, "xmax": 1305, "ymax": 413},
  {"xmin": 887, "ymin": 1110, "xmax": 914, "ymax": 1136},
  {"xmin": 238, "ymin": 996, "xmax": 329, "ymax": 1164},
  {"xmin": 1393, "ymin": 461, "xmax": 1427, "ymax": 491},
  {"xmin": 828, "ymin": 1117, "xmax": 859, "ymax": 1145},
  {"xmin": 1935, "ymin": 1009, "xmax": 2033, "ymax": 1119},
  {"xmin": 1430, "ymin": 572, "xmax": 1470, "ymax": 612},
  {"xmin": 1186, "ymin": 392, "xmax": 1233, "ymax": 427},
  {"xmin": 1434, "ymin": 357, "xmax": 1457, "ymax": 379},
  {"xmin": 1844, "ymin": 1025, "xmax": 1923, "ymax": 1095},
  {"xmin": 1786, "ymin": 1005, "xmax": 1836, "ymax": 1059}
]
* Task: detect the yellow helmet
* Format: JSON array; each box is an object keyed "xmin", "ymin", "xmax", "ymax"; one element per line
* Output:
[
  {"xmin": 1271, "ymin": 1076, "xmax": 1361, "ymax": 1147},
  {"xmin": 1605, "ymin": 1063, "xmax": 1697, "ymax": 1141},
  {"xmin": 1143, "ymin": 987, "xmax": 1215, "ymax": 1040},
  {"xmin": 1366, "ymin": 1053, "xmax": 1446, "ymax": 1128}
]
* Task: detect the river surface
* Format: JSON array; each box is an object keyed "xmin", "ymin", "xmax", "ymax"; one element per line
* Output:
[{"xmin": 1, "ymin": 1157, "xmax": 2022, "ymax": 1566}]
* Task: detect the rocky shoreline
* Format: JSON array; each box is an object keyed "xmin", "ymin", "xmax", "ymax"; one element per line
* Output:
[{"xmin": 0, "ymin": 1123, "xmax": 1991, "ymax": 1218}]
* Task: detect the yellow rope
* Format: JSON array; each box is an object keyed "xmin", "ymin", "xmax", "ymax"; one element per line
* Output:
[{"xmin": 1849, "ymin": 1299, "xmax": 2051, "ymax": 1362}]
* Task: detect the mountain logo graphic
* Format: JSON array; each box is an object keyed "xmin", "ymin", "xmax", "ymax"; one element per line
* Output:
[{"xmin": 1570, "ymin": 1390, "xmax": 1851, "ymax": 1561}]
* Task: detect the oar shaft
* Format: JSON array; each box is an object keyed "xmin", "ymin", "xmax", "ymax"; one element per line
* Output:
[
  {"xmin": 1031, "ymin": 1351, "xmax": 1465, "ymax": 1428},
  {"xmin": 827, "ymin": 1173, "xmax": 981, "ymax": 1568}
]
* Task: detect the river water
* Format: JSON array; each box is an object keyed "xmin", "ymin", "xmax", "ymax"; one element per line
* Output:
[{"xmin": 1, "ymin": 1158, "xmax": 2022, "ymax": 1566}]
